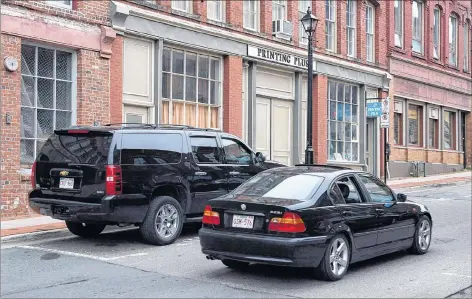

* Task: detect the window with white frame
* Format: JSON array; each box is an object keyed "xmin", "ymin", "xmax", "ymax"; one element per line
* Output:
[
  {"xmin": 47, "ymin": 0, "xmax": 72, "ymax": 9},
  {"xmin": 464, "ymin": 21, "xmax": 470, "ymax": 72},
  {"xmin": 346, "ymin": 0, "xmax": 356, "ymax": 57},
  {"xmin": 298, "ymin": 0, "xmax": 311, "ymax": 44},
  {"xmin": 394, "ymin": 0, "xmax": 403, "ymax": 48},
  {"xmin": 449, "ymin": 14, "xmax": 458, "ymax": 66},
  {"xmin": 325, "ymin": 0, "xmax": 336, "ymax": 52},
  {"xmin": 412, "ymin": 0, "xmax": 423, "ymax": 54},
  {"xmin": 161, "ymin": 47, "xmax": 222, "ymax": 129},
  {"xmin": 328, "ymin": 80, "xmax": 359, "ymax": 162},
  {"xmin": 433, "ymin": 7, "xmax": 441, "ymax": 59},
  {"xmin": 20, "ymin": 44, "xmax": 74, "ymax": 164},
  {"xmin": 207, "ymin": 0, "xmax": 224, "ymax": 22},
  {"xmin": 272, "ymin": 0, "xmax": 286, "ymax": 21},
  {"xmin": 366, "ymin": 3, "xmax": 375, "ymax": 62},
  {"xmin": 243, "ymin": 0, "xmax": 258, "ymax": 31},
  {"xmin": 172, "ymin": 0, "xmax": 190, "ymax": 13}
]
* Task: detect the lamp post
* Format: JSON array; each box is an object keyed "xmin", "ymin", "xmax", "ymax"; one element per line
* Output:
[{"xmin": 300, "ymin": 7, "xmax": 318, "ymax": 165}]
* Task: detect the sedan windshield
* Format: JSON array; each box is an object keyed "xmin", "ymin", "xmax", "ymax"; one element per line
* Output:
[{"xmin": 233, "ymin": 172, "xmax": 324, "ymax": 201}]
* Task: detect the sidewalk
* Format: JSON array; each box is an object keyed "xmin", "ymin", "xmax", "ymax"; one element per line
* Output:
[{"xmin": 1, "ymin": 171, "xmax": 470, "ymax": 238}]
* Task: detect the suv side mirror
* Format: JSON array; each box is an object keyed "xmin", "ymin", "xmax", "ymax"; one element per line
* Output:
[
  {"xmin": 255, "ymin": 152, "xmax": 266, "ymax": 162},
  {"xmin": 397, "ymin": 193, "xmax": 407, "ymax": 202}
]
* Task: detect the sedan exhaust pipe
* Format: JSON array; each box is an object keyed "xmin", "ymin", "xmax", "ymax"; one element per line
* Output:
[{"xmin": 206, "ymin": 255, "xmax": 215, "ymax": 260}]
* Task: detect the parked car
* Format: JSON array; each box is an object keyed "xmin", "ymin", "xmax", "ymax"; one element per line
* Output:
[
  {"xmin": 199, "ymin": 165, "xmax": 433, "ymax": 281},
  {"xmin": 28, "ymin": 124, "xmax": 285, "ymax": 245}
]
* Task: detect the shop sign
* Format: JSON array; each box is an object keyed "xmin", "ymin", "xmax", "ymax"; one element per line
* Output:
[
  {"xmin": 366, "ymin": 102, "xmax": 382, "ymax": 117},
  {"xmin": 247, "ymin": 45, "xmax": 312, "ymax": 69}
]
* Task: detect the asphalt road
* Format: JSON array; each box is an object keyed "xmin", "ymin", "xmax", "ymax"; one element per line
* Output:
[{"xmin": 1, "ymin": 182, "xmax": 471, "ymax": 298}]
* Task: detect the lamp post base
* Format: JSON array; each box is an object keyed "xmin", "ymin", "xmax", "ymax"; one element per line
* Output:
[{"xmin": 304, "ymin": 147, "xmax": 314, "ymax": 165}]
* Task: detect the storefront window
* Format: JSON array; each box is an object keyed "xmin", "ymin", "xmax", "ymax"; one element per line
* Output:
[
  {"xmin": 428, "ymin": 118, "xmax": 438, "ymax": 148},
  {"xmin": 162, "ymin": 47, "xmax": 221, "ymax": 129},
  {"xmin": 408, "ymin": 104, "xmax": 423, "ymax": 146},
  {"xmin": 328, "ymin": 81, "xmax": 359, "ymax": 162},
  {"xmin": 394, "ymin": 112, "xmax": 403, "ymax": 145},
  {"xmin": 444, "ymin": 111, "xmax": 456, "ymax": 149}
]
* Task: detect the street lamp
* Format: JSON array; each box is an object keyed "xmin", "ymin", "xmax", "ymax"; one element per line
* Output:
[{"xmin": 300, "ymin": 7, "xmax": 318, "ymax": 165}]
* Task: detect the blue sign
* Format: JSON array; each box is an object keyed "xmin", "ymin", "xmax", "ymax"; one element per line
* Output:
[{"xmin": 366, "ymin": 102, "xmax": 382, "ymax": 117}]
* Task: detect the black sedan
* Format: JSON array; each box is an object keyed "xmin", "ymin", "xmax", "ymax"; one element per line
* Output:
[{"xmin": 198, "ymin": 165, "xmax": 432, "ymax": 281}]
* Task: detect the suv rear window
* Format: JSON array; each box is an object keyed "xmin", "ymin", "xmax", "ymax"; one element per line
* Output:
[
  {"xmin": 37, "ymin": 133, "xmax": 113, "ymax": 165},
  {"xmin": 120, "ymin": 133, "xmax": 182, "ymax": 165}
]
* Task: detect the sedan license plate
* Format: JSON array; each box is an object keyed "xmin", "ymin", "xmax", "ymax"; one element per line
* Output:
[
  {"xmin": 59, "ymin": 177, "xmax": 74, "ymax": 189},
  {"xmin": 232, "ymin": 215, "xmax": 254, "ymax": 229}
]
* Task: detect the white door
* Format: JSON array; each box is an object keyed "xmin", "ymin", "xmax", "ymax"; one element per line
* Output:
[
  {"xmin": 255, "ymin": 97, "xmax": 293, "ymax": 165},
  {"xmin": 123, "ymin": 105, "xmax": 149, "ymax": 124}
]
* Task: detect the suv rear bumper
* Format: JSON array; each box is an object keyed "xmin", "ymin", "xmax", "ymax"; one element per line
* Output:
[{"xmin": 29, "ymin": 191, "xmax": 148, "ymax": 224}]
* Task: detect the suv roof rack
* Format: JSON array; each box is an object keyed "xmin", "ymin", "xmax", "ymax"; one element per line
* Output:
[
  {"xmin": 103, "ymin": 123, "xmax": 223, "ymax": 131},
  {"xmin": 294, "ymin": 164, "xmax": 350, "ymax": 170}
]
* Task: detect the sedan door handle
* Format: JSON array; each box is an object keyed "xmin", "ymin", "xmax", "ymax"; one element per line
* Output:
[
  {"xmin": 342, "ymin": 211, "xmax": 353, "ymax": 217},
  {"xmin": 195, "ymin": 171, "xmax": 207, "ymax": 176},
  {"xmin": 375, "ymin": 208, "xmax": 385, "ymax": 215},
  {"xmin": 229, "ymin": 171, "xmax": 240, "ymax": 176}
]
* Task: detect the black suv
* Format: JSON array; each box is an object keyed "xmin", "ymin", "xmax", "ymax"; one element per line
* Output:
[{"xmin": 29, "ymin": 124, "xmax": 285, "ymax": 245}]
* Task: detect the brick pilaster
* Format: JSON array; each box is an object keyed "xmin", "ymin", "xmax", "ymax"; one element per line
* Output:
[
  {"xmin": 223, "ymin": 56, "xmax": 243, "ymax": 137},
  {"xmin": 313, "ymin": 74, "xmax": 328, "ymax": 164}
]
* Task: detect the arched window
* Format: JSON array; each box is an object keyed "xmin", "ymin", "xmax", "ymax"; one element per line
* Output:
[
  {"xmin": 433, "ymin": 6, "xmax": 442, "ymax": 59},
  {"xmin": 449, "ymin": 14, "xmax": 459, "ymax": 66},
  {"xmin": 412, "ymin": 0, "xmax": 424, "ymax": 54}
]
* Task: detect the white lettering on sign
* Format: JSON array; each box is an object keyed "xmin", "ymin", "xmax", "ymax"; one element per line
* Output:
[{"xmin": 247, "ymin": 45, "xmax": 314, "ymax": 70}]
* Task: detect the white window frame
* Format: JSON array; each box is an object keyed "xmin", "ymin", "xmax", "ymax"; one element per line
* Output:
[
  {"xmin": 20, "ymin": 42, "xmax": 77, "ymax": 165},
  {"xmin": 272, "ymin": 0, "xmax": 287, "ymax": 21},
  {"xmin": 433, "ymin": 7, "xmax": 441, "ymax": 59},
  {"xmin": 394, "ymin": 0, "xmax": 403, "ymax": 48},
  {"xmin": 171, "ymin": 0, "xmax": 192, "ymax": 13},
  {"xmin": 298, "ymin": 0, "xmax": 311, "ymax": 45},
  {"xmin": 443, "ymin": 108, "xmax": 458, "ymax": 150},
  {"xmin": 207, "ymin": 0, "xmax": 225, "ymax": 22},
  {"xmin": 366, "ymin": 3, "xmax": 375, "ymax": 62},
  {"xmin": 243, "ymin": 0, "xmax": 260, "ymax": 31},
  {"xmin": 346, "ymin": 0, "xmax": 357, "ymax": 57},
  {"xmin": 46, "ymin": 0, "xmax": 72, "ymax": 9},
  {"xmin": 161, "ymin": 46, "xmax": 223, "ymax": 129},
  {"xmin": 412, "ymin": 0, "xmax": 424, "ymax": 54},
  {"xmin": 325, "ymin": 0, "xmax": 337, "ymax": 52},
  {"xmin": 464, "ymin": 21, "xmax": 470, "ymax": 72},
  {"xmin": 449, "ymin": 14, "xmax": 458, "ymax": 67}
]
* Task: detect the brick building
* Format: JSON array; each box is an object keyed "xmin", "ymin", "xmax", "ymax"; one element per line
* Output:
[
  {"xmin": 0, "ymin": 0, "xmax": 120, "ymax": 217},
  {"xmin": 1, "ymin": 0, "xmax": 471, "ymax": 218}
]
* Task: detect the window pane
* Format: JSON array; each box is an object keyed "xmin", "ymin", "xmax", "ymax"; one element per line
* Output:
[
  {"xmin": 337, "ymin": 103, "xmax": 343, "ymax": 121},
  {"xmin": 337, "ymin": 83, "xmax": 344, "ymax": 101},
  {"xmin": 172, "ymin": 75, "xmax": 184, "ymax": 100},
  {"xmin": 20, "ymin": 139, "xmax": 35, "ymax": 164},
  {"xmin": 185, "ymin": 77, "xmax": 197, "ymax": 101},
  {"xmin": 408, "ymin": 105, "xmax": 420, "ymax": 145},
  {"xmin": 210, "ymin": 59, "xmax": 220, "ymax": 80},
  {"xmin": 449, "ymin": 16, "xmax": 457, "ymax": 65},
  {"xmin": 162, "ymin": 73, "xmax": 171, "ymax": 98},
  {"xmin": 172, "ymin": 50, "xmax": 184, "ymax": 74},
  {"xmin": 222, "ymin": 138, "xmax": 252, "ymax": 164},
  {"xmin": 163, "ymin": 48, "xmax": 171, "ymax": 72},
  {"xmin": 198, "ymin": 79, "xmax": 209, "ymax": 103},
  {"xmin": 351, "ymin": 86, "xmax": 358, "ymax": 104},
  {"xmin": 121, "ymin": 133, "xmax": 183, "ymax": 165},
  {"xmin": 37, "ymin": 48, "xmax": 54, "ymax": 78},
  {"xmin": 186, "ymin": 52, "xmax": 197, "ymax": 76},
  {"xmin": 337, "ymin": 121, "xmax": 344, "ymax": 140},
  {"xmin": 352, "ymin": 124, "xmax": 358, "ymax": 141},
  {"xmin": 444, "ymin": 111, "xmax": 452, "ymax": 149},
  {"xmin": 433, "ymin": 9, "xmax": 440, "ymax": 59},
  {"xmin": 329, "ymin": 81, "xmax": 336, "ymax": 100},
  {"xmin": 210, "ymin": 81, "xmax": 220, "ymax": 105},
  {"xmin": 345, "ymin": 123, "xmax": 352, "ymax": 141},
  {"xmin": 344, "ymin": 86, "xmax": 351, "ymax": 103},
  {"xmin": 352, "ymin": 105, "xmax": 358, "ymax": 122},
  {"xmin": 21, "ymin": 107, "xmax": 35, "ymax": 138},
  {"xmin": 190, "ymin": 137, "xmax": 221, "ymax": 163},
  {"xmin": 329, "ymin": 121, "xmax": 336, "ymax": 140},
  {"xmin": 21, "ymin": 45, "xmax": 36, "ymax": 76},
  {"xmin": 56, "ymin": 51, "xmax": 72, "ymax": 80},
  {"xmin": 198, "ymin": 105, "xmax": 208, "ymax": 128},
  {"xmin": 186, "ymin": 103, "xmax": 197, "ymax": 127},
  {"xmin": 329, "ymin": 101, "xmax": 336, "ymax": 120},
  {"xmin": 56, "ymin": 81, "xmax": 72, "ymax": 110},
  {"xmin": 198, "ymin": 56, "xmax": 209, "ymax": 78},
  {"xmin": 56, "ymin": 110, "xmax": 71, "ymax": 129},
  {"xmin": 37, "ymin": 78, "xmax": 54, "ymax": 108},
  {"xmin": 345, "ymin": 104, "xmax": 351, "ymax": 122},
  {"xmin": 37, "ymin": 109, "xmax": 54, "ymax": 139},
  {"xmin": 394, "ymin": 112, "xmax": 402, "ymax": 144},
  {"xmin": 359, "ymin": 175, "xmax": 394, "ymax": 202},
  {"xmin": 21, "ymin": 76, "xmax": 35, "ymax": 107}
]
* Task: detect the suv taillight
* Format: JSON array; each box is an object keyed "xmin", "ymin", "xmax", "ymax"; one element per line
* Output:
[
  {"xmin": 268, "ymin": 212, "xmax": 306, "ymax": 233},
  {"xmin": 202, "ymin": 205, "xmax": 220, "ymax": 225},
  {"xmin": 31, "ymin": 161, "xmax": 37, "ymax": 190},
  {"xmin": 105, "ymin": 165, "xmax": 122, "ymax": 195}
]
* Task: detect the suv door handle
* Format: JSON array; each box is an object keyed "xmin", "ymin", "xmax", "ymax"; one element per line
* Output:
[
  {"xmin": 375, "ymin": 208, "xmax": 385, "ymax": 215},
  {"xmin": 195, "ymin": 171, "xmax": 207, "ymax": 176},
  {"xmin": 342, "ymin": 211, "xmax": 353, "ymax": 217},
  {"xmin": 229, "ymin": 171, "xmax": 240, "ymax": 176}
]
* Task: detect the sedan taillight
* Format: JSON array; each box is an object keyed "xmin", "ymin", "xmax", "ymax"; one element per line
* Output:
[
  {"xmin": 268, "ymin": 211, "xmax": 306, "ymax": 233},
  {"xmin": 202, "ymin": 205, "xmax": 220, "ymax": 225}
]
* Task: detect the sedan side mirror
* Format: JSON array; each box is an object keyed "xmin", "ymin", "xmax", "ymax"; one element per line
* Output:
[
  {"xmin": 397, "ymin": 193, "xmax": 407, "ymax": 202},
  {"xmin": 255, "ymin": 152, "xmax": 266, "ymax": 162}
]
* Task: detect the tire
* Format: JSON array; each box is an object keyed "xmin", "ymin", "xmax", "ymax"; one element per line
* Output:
[
  {"xmin": 315, "ymin": 234, "xmax": 351, "ymax": 281},
  {"xmin": 409, "ymin": 215, "xmax": 432, "ymax": 255},
  {"xmin": 65, "ymin": 221, "xmax": 106, "ymax": 238},
  {"xmin": 221, "ymin": 259, "xmax": 250, "ymax": 270},
  {"xmin": 139, "ymin": 196, "xmax": 184, "ymax": 246}
]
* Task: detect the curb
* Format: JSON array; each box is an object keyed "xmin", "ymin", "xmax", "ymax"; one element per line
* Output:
[
  {"xmin": 388, "ymin": 177, "xmax": 471, "ymax": 189},
  {"xmin": 1, "ymin": 222, "xmax": 66, "ymax": 237}
]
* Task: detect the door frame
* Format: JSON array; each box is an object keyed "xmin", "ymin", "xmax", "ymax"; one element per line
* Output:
[{"xmin": 365, "ymin": 117, "xmax": 380, "ymax": 177}]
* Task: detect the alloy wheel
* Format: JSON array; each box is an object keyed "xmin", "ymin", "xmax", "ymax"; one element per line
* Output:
[
  {"xmin": 329, "ymin": 238, "xmax": 349, "ymax": 276},
  {"xmin": 418, "ymin": 219, "xmax": 431, "ymax": 251},
  {"xmin": 155, "ymin": 204, "xmax": 179, "ymax": 239}
]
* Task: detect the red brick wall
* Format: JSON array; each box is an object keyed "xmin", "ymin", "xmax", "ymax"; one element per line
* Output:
[
  {"xmin": 110, "ymin": 35, "xmax": 123, "ymax": 124},
  {"xmin": 225, "ymin": 0, "xmax": 243, "ymax": 30},
  {"xmin": 223, "ymin": 56, "xmax": 243, "ymax": 138},
  {"xmin": 260, "ymin": 0, "xmax": 272, "ymax": 36},
  {"xmin": 313, "ymin": 74, "xmax": 328, "ymax": 164}
]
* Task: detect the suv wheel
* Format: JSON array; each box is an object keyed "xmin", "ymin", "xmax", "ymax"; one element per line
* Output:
[
  {"xmin": 65, "ymin": 222, "xmax": 106, "ymax": 238},
  {"xmin": 140, "ymin": 196, "xmax": 184, "ymax": 246}
]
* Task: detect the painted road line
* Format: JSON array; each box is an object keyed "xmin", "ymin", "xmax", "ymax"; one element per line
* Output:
[
  {"xmin": 442, "ymin": 273, "xmax": 472, "ymax": 278},
  {"xmin": 17, "ymin": 245, "xmax": 148, "ymax": 261}
]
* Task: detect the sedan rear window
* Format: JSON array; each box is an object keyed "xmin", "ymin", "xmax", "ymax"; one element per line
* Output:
[{"xmin": 233, "ymin": 173, "xmax": 324, "ymax": 201}]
